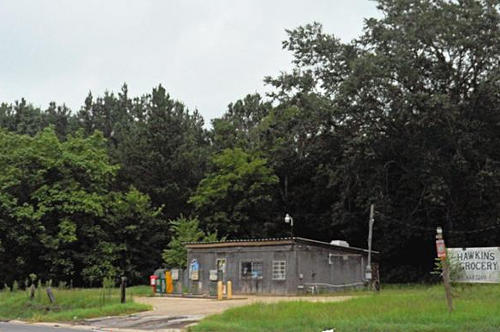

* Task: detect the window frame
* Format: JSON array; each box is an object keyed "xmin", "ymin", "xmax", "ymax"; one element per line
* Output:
[
  {"xmin": 240, "ymin": 260, "xmax": 263, "ymax": 279},
  {"xmin": 272, "ymin": 260, "xmax": 287, "ymax": 280}
]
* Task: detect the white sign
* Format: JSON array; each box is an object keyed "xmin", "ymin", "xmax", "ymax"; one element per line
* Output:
[
  {"xmin": 209, "ymin": 269, "xmax": 218, "ymax": 281},
  {"xmin": 448, "ymin": 247, "xmax": 500, "ymax": 283}
]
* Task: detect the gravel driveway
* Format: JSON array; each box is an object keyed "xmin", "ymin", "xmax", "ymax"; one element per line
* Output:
[
  {"xmin": 8, "ymin": 295, "xmax": 355, "ymax": 332},
  {"xmin": 83, "ymin": 295, "xmax": 354, "ymax": 331}
]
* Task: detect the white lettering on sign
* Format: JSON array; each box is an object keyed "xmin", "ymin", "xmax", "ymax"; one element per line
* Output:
[{"xmin": 448, "ymin": 247, "xmax": 500, "ymax": 283}]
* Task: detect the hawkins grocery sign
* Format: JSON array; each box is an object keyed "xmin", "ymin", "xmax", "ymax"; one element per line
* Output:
[{"xmin": 448, "ymin": 247, "xmax": 500, "ymax": 283}]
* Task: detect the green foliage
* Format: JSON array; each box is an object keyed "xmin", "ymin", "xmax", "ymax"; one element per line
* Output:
[
  {"xmin": 432, "ymin": 257, "xmax": 466, "ymax": 284},
  {"xmin": 1, "ymin": 0, "xmax": 499, "ymax": 284},
  {"xmin": 0, "ymin": 127, "xmax": 164, "ymax": 286},
  {"xmin": 104, "ymin": 187, "xmax": 167, "ymax": 283},
  {"xmin": 0, "ymin": 100, "xmax": 75, "ymax": 138},
  {"xmin": 100, "ymin": 277, "xmax": 114, "ymax": 306},
  {"xmin": 77, "ymin": 84, "xmax": 210, "ymax": 220},
  {"xmin": 162, "ymin": 216, "xmax": 220, "ymax": 268},
  {"xmin": 262, "ymin": 0, "xmax": 500, "ymax": 281},
  {"xmin": 211, "ymin": 94, "xmax": 272, "ymax": 152},
  {"xmin": 190, "ymin": 148, "xmax": 279, "ymax": 237}
]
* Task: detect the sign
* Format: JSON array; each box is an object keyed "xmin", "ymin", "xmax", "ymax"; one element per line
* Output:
[
  {"xmin": 436, "ymin": 239, "xmax": 446, "ymax": 258},
  {"xmin": 171, "ymin": 269, "xmax": 179, "ymax": 281},
  {"xmin": 190, "ymin": 259, "xmax": 200, "ymax": 281},
  {"xmin": 209, "ymin": 269, "xmax": 218, "ymax": 281},
  {"xmin": 448, "ymin": 247, "xmax": 500, "ymax": 283}
]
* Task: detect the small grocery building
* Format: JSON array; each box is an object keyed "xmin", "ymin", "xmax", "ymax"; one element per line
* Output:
[{"xmin": 185, "ymin": 237, "xmax": 379, "ymax": 295}]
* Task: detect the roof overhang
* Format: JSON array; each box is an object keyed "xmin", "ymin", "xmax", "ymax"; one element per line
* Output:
[{"xmin": 185, "ymin": 237, "xmax": 380, "ymax": 257}]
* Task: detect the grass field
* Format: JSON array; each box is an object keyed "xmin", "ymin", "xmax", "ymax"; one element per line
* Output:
[
  {"xmin": 191, "ymin": 284, "xmax": 500, "ymax": 332},
  {"xmin": 0, "ymin": 285, "xmax": 151, "ymax": 322}
]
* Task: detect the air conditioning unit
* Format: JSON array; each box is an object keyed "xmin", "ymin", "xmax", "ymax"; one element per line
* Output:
[{"xmin": 330, "ymin": 240, "xmax": 349, "ymax": 247}]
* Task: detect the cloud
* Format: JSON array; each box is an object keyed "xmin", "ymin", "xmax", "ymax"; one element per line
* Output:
[{"xmin": 0, "ymin": 0, "xmax": 379, "ymax": 121}]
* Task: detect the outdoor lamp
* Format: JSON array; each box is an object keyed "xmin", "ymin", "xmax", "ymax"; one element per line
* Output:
[{"xmin": 284, "ymin": 213, "xmax": 294, "ymax": 237}]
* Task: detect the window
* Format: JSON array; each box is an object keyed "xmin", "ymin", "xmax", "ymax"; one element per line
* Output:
[
  {"xmin": 272, "ymin": 260, "xmax": 287, "ymax": 280},
  {"xmin": 241, "ymin": 261, "xmax": 263, "ymax": 278}
]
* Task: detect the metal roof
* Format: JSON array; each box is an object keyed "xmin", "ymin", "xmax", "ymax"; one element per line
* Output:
[{"xmin": 185, "ymin": 236, "xmax": 379, "ymax": 255}]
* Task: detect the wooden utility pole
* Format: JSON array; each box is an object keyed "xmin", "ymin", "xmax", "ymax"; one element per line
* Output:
[{"xmin": 436, "ymin": 227, "xmax": 453, "ymax": 312}]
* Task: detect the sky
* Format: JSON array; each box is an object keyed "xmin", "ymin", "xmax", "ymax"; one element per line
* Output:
[{"xmin": 0, "ymin": 0, "xmax": 380, "ymax": 122}]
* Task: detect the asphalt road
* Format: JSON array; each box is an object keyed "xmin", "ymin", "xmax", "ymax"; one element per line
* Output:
[{"xmin": 0, "ymin": 323, "xmax": 92, "ymax": 332}]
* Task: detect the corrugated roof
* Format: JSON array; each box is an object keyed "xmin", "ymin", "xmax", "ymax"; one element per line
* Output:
[{"xmin": 185, "ymin": 236, "xmax": 379, "ymax": 255}]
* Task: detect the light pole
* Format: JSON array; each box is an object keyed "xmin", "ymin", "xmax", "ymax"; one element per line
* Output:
[
  {"xmin": 365, "ymin": 204, "xmax": 375, "ymax": 284},
  {"xmin": 284, "ymin": 213, "xmax": 294, "ymax": 237}
]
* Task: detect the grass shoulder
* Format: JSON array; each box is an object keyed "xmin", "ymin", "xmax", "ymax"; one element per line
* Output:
[
  {"xmin": 0, "ymin": 286, "xmax": 151, "ymax": 322},
  {"xmin": 191, "ymin": 284, "xmax": 500, "ymax": 332}
]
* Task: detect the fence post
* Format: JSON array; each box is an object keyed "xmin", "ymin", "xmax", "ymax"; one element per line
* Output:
[
  {"xmin": 46, "ymin": 287, "xmax": 55, "ymax": 304},
  {"xmin": 121, "ymin": 276, "xmax": 127, "ymax": 304}
]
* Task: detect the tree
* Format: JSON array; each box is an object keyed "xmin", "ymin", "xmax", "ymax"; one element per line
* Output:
[
  {"xmin": 0, "ymin": 128, "xmax": 117, "ymax": 284},
  {"xmin": 76, "ymin": 84, "xmax": 210, "ymax": 219},
  {"xmin": 0, "ymin": 127, "xmax": 165, "ymax": 286},
  {"xmin": 162, "ymin": 216, "xmax": 218, "ymax": 268},
  {"xmin": 265, "ymin": 0, "xmax": 500, "ymax": 281},
  {"xmin": 211, "ymin": 93, "xmax": 272, "ymax": 152},
  {"xmin": 103, "ymin": 187, "xmax": 166, "ymax": 284},
  {"xmin": 0, "ymin": 99, "xmax": 75, "ymax": 138},
  {"xmin": 190, "ymin": 148, "xmax": 279, "ymax": 238}
]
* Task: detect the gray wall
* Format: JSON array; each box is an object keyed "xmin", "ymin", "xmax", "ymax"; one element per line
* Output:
[
  {"xmin": 187, "ymin": 243, "xmax": 371, "ymax": 295},
  {"xmin": 187, "ymin": 244, "xmax": 296, "ymax": 295},
  {"xmin": 295, "ymin": 244, "xmax": 367, "ymax": 293}
]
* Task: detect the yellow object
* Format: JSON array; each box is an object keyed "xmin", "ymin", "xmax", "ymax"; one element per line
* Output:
[
  {"xmin": 165, "ymin": 271, "xmax": 173, "ymax": 294},
  {"xmin": 217, "ymin": 281, "xmax": 223, "ymax": 300},
  {"xmin": 227, "ymin": 280, "xmax": 232, "ymax": 299}
]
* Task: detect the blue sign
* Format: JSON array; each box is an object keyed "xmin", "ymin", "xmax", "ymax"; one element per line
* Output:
[{"xmin": 190, "ymin": 259, "xmax": 199, "ymax": 272}]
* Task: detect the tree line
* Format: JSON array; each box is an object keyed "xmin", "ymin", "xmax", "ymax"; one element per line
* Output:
[{"xmin": 1, "ymin": 0, "xmax": 499, "ymax": 285}]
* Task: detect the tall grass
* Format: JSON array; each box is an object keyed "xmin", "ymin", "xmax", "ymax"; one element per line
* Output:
[
  {"xmin": 191, "ymin": 284, "xmax": 500, "ymax": 332},
  {"xmin": 0, "ymin": 286, "xmax": 151, "ymax": 322}
]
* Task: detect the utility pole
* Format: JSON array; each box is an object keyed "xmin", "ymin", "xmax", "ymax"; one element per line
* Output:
[
  {"xmin": 366, "ymin": 204, "xmax": 375, "ymax": 289},
  {"xmin": 436, "ymin": 227, "xmax": 453, "ymax": 312}
]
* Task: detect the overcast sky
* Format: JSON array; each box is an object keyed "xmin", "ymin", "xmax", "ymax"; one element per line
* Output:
[{"xmin": 0, "ymin": 0, "xmax": 380, "ymax": 122}]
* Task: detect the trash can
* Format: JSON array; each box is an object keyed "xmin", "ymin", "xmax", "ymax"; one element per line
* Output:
[
  {"xmin": 149, "ymin": 275, "xmax": 158, "ymax": 294},
  {"xmin": 154, "ymin": 269, "xmax": 166, "ymax": 294}
]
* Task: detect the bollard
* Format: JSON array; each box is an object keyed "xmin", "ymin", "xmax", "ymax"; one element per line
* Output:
[
  {"xmin": 227, "ymin": 281, "xmax": 232, "ymax": 299},
  {"xmin": 217, "ymin": 281, "xmax": 223, "ymax": 301}
]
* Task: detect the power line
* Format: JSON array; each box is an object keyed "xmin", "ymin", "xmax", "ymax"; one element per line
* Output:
[{"xmin": 381, "ymin": 216, "xmax": 500, "ymax": 235}]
